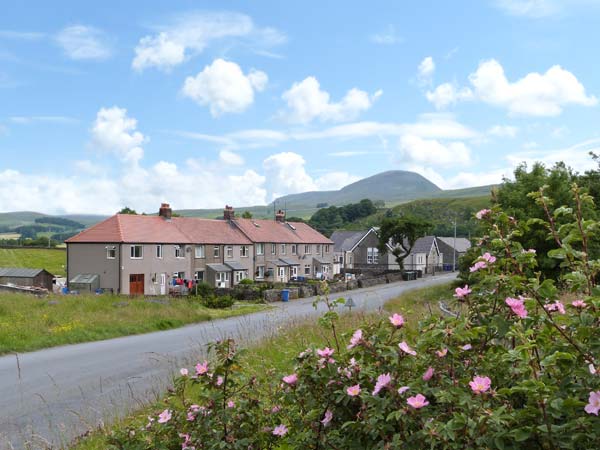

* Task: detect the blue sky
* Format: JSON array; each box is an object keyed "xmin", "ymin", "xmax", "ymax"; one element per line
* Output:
[{"xmin": 1, "ymin": 0, "xmax": 600, "ymax": 214}]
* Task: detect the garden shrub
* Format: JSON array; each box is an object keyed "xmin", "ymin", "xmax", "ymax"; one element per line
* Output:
[
  {"xmin": 238, "ymin": 278, "xmax": 254, "ymax": 285},
  {"xmin": 201, "ymin": 295, "xmax": 235, "ymax": 309},
  {"xmin": 188, "ymin": 282, "xmax": 214, "ymax": 298},
  {"xmin": 111, "ymin": 183, "xmax": 600, "ymax": 449}
]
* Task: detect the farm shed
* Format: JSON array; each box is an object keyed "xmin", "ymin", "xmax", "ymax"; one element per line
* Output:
[
  {"xmin": 69, "ymin": 273, "xmax": 100, "ymax": 293},
  {"xmin": 0, "ymin": 267, "xmax": 54, "ymax": 290}
]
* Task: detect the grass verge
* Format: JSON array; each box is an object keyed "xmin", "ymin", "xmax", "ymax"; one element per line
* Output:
[
  {"xmin": 0, "ymin": 247, "xmax": 66, "ymax": 276},
  {"xmin": 0, "ymin": 293, "xmax": 268, "ymax": 354},
  {"xmin": 70, "ymin": 282, "xmax": 452, "ymax": 450}
]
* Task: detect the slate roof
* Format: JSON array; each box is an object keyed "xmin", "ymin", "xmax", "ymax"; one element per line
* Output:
[
  {"xmin": 330, "ymin": 230, "xmax": 368, "ymax": 252},
  {"xmin": 225, "ymin": 261, "xmax": 246, "ymax": 271},
  {"xmin": 279, "ymin": 257, "xmax": 300, "ymax": 266},
  {"xmin": 0, "ymin": 268, "xmax": 49, "ymax": 277},
  {"xmin": 232, "ymin": 218, "xmax": 333, "ymax": 244},
  {"xmin": 206, "ymin": 263, "xmax": 231, "ymax": 272},
  {"xmin": 313, "ymin": 256, "xmax": 331, "ymax": 265},
  {"xmin": 437, "ymin": 237, "xmax": 471, "ymax": 253}
]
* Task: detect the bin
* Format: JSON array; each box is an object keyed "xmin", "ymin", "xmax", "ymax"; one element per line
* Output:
[{"xmin": 281, "ymin": 289, "xmax": 290, "ymax": 302}]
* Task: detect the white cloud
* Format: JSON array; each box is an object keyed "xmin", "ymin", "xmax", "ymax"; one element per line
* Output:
[
  {"xmin": 506, "ymin": 138, "xmax": 600, "ymax": 173},
  {"xmin": 493, "ymin": 0, "xmax": 562, "ymax": 17},
  {"xmin": 417, "ymin": 56, "xmax": 435, "ymax": 85},
  {"xmin": 132, "ymin": 12, "xmax": 285, "ymax": 71},
  {"xmin": 182, "ymin": 59, "xmax": 267, "ymax": 116},
  {"xmin": 314, "ymin": 171, "xmax": 361, "ymax": 190},
  {"xmin": 488, "ymin": 124, "xmax": 518, "ymax": 138},
  {"xmin": 10, "ymin": 116, "xmax": 78, "ymax": 124},
  {"xmin": 397, "ymin": 135, "xmax": 472, "ymax": 168},
  {"xmin": 56, "ymin": 25, "xmax": 112, "ymax": 60},
  {"xmin": 370, "ymin": 25, "xmax": 402, "ymax": 45},
  {"xmin": 281, "ymin": 76, "xmax": 381, "ymax": 124},
  {"xmin": 427, "ymin": 59, "xmax": 597, "ymax": 116},
  {"xmin": 90, "ymin": 106, "xmax": 147, "ymax": 164},
  {"xmin": 219, "ymin": 150, "xmax": 244, "ymax": 166},
  {"xmin": 426, "ymin": 83, "xmax": 474, "ymax": 109},
  {"xmin": 263, "ymin": 152, "xmax": 317, "ymax": 198}
]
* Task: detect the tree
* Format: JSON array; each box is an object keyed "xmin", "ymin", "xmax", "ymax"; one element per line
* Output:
[
  {"xmin": 241, "ymin": 211, "xmax": 253, "ymax": 219},
  {"xmin": 377, "ymin": 215, "xmax": 432, "ymax": 272},
  {"xmin": 118, "ymin": 206, "xmax": 137, "ymax": 215}
]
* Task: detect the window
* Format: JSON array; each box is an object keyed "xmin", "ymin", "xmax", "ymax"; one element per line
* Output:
[
  {"xmin": 281, "ymin": 244, "xmax": 286, "ymax": 255},
  {"xmin": 304, "ymin": 244, "xmax": 311, "ymax": 254},
  {"xmin": 156, "ymin": 245, "xmax": 163, "ymax": 258},
  {"xmin": 256, "ymin": 265, "xmax": 265, "ymax": 279},
  {"xmin": 324, "ymin": 244, "xmax": 330, "ymax": 253},
  {"xmin": 292, "ymin": 266, "xmax": 298, "ymax": 276},
  {"xmin": 173, "ymin": 271, "xmax": 185, "ymax": 279},
  {"xmin": 240, "ymin": 245, "xmax": 249, "ymax": 257},
  {"xmin": 194, "ymin": 271, "xmax": 204, "ymax": 282},
  {"xmin": 216, "ymin": 272, "xmax": 229, "ymax": 282},
  {"xmin": 271, "ymin": 243, "xmax": 276, "ymax": 255},
  {"xmin": 130, "ymin": 245, "xmax": 143, "ymax": 259},
  {"xmin": 235, "ymin": 271, "xmax": 247, "ymax": 283},
  {"xmin": 195, "ymin": 245, "xmax": 205, "ymax": 259},
  {"xmin": 213, "ymin": 246, "xmax": 220, "ymax": 258},
  {"xmin": 367, "ymin": 247, "xmax": 379, "ymax": 264},
  {"xmin": 175, "ymin": 245, "xmax": 183, "ymax": 258},
  {"xmin": 226, "ymin": 246, "xmax": 233, "ymax": 258},
  {"xmin": 278, "ymin": 267, "xmax": 285, "ymax": 278},
  {"xmin": 304, "ymin": 265, "xmax": 311, "ymax": 275},
  {"xmin": 256, "ymin": 243, "xmax": 264, "ymax": 255},
  {"xmin": 291, "ymin": 244, "xmax": 297, "ymax": 255},
  {"xmin": 106, "ymin": 246, "xmax": 116, "ymax": 259},
  {"xmin": 316, "ymin": 244, "xmax": 322, "ymax": 254}
]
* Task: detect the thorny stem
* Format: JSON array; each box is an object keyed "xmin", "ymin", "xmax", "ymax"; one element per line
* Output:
[{"xmin": 573, "ymin": 186, "xmax": 593, "ymax": 295}]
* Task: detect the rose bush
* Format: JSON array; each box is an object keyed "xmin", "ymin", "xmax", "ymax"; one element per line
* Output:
[{"xmin": 109, "ymin": 183, "xmax": 600, "ymax": 449}]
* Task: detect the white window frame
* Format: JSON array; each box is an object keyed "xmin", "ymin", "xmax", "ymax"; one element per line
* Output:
[
  {"xmin": 367, "ymin": 247, "xmax": 379, "ymax": 264},
  {"xmin": 130, "ymin": 245, "xmax": 143, "ymax": 259},
  {"xmin": 271, "ymin": 243, "xmax": 276, "ymax": 255},
  {"xmin": 240, "ymin": 245, "xmax": 249, "ymax": 257},
  {"xmin": 216, "ymin": 272, "xmax": 229, "ymax": 282},
  {"xmin": 292, "ymin": 266, "xmax": 298, "ymax": 276},
  {"xmin": 304, "ymin": 244, "xmax": 311, "ymax": 254},
  {"xmin": 278, "ymin": 267, "xmax": 285, "ymax": 278},
  {"xmin": 256, "ymin": 243, "xmax": 264, "ymax": 255},
  {"xmin": 106, "ymin": 246, "xmax": 116, "ymax": 259},
  {"xmin": 304, "ymin": 265, "xmax": 311, "ymax": 275},
  {"xmin": 257, "ymin": 265, "xmax": 265, "ymax": 279},
  {"xmin": 195, "ymin": 245, "xmax": 205, "ymax": 259},
  {"xmin": 325, "ymin": 244, "xmax": 330, "ymax": 253},
  {"xmin": 316, "ymin": 244, "xmax": 321, "ymax": 254},
  {"xmin": 156, "ymin": 244, "xmax": 163, "ymax": 259},
  {"xmin": 213, "ymin": 246, "xmax": 220, "ymax": 258},
  {"xmin": 226, "ymin": 245, "xmax": 233, "ymax": 258},
  {"xmin": 194, "ymin": 271, "xmax": 204, "ymax": 282},
  {"xmin": 291, "ymin": 244, "xmax": 297, "ymax": 255},
  {"xmin": 235, "ymin": 271, "xmax": 247, "ymax": 283},
  {"xmin": 281, "ymin": 244, "xmax": 286, "ymax": 255},
  {"xmin": 175, "ymin": 245, "xmax": 184, "ymax": 258}
]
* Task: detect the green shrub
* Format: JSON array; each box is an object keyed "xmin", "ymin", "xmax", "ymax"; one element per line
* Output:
[
  {"xmin": 238, "ymin": 278, "xmax": 254, "ymax": 285},
  {"xmin": 188, "ymin": 282, "xmax": 214, "ymax": 298},
  {"xmin": 201, "ymin": 295, "xmax": 235, "ymax": 309}
]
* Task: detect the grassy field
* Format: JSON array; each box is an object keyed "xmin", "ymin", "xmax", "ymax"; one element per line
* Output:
[
  {"xmin": 71, "ymin": 282, "xmax": 451, "ymax": 450},
  {"xmin": 0, "ymin": 293, "xmax": 268, "ymax": 354},
  {"xmin": 0, "ymin": 247, "xmax": 67, "ymax": 276}
]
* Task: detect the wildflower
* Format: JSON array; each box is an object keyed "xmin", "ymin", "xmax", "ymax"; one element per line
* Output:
[
  {"xmin": 347, "ymin": 384, "xmax": 361, "ymax": 396},
  {"xmin": 195, "ymin": 361, "xmax": 209, "ymax": 376},
  {"xmin": 398, "ymin": 386, "xmax": 410, "ymax": 395},
  {"xmin": 454, "ymin": 285, "xmax": 472, "ymax": 299},
  {"xmin": 282, "ymin": 373, "xmax": 298, "ymax": 385},
  {"xmin": 227, "ymin": 400, "xmax": 235, "ymax": 408},
  {"xmin": 572, "ymin": 299, "xmax": 587, "ymax": 308},
  {"xmin": 544, "ymin": 301, "xmax": 566, "ymax": 315},
  {"xmin": 469, "ymin": 261, "xmax": 487, "ymax": 272},
  {"xmin": 389, "ymin": 313, "xmax": 405, "ymax": 328},
  {"xmin": 585, "ymin": 391, "xmax": 600, "ymax": 415},
  {"xmin": 407, "ymin": 394, "xmax": 429, "ymax": 409},
  {"xmin": 317, "ymin": 347, "xmax": 335, "ymax": 358},
  {"xmin": 436, "ymin": 348, "xmax": 448, "ymax": 357},
  {"xmin": 157, "ymin": 409, "xmax": 172, "ymax": 424},
  {"xmin": 399, "ymin": 341, "xmax": 417, "ymax": 356},
  {"xmin": 422, "ymin": 367, "xmax": 434, "ymax": 381},
  {"xmin": 469, "ymin": 376, "xmax": 491, "ymax": 394},
  {"xmin": 589, "ymin": 364, "xmax": 598, "ymax": 375},
  {"xmin": 272, "ymin": 424, "xmax": 288, "ymax": 436},
  {"xmin": 271, "ymin": 405, "xmax": 281, "ymax": 413},
  {"xmin": 321, "ymin": 409, "xmax": 333, "ymax": 426},
  {"xmin": 482, "ymin": 252, "xmax": 496, "ymax": 264},
  {"xmin": 372, "ymin": 373, "xmax": 392, "ymax": 396},
  {"xmin": 505, "ymin": 297, "xmax": 528, "ymax": 319},
  {"xmin": 349, "ymin": 357, "xmax": 358, "ymax": 367},
  {"xmin": 522, "ymin": 248, "xmax": 536, "ymax": 254},
  {"xmin": 475, "ymin": 209, "xmax": 491, "ymax": 220},
  {"xmin": 347, "ymin": 329, "xmax": 363, "ymax": 349},
  {"xmin": 216, "ymin": 376, "xmax": 224, "ymax": 386},
  {"xmin": 461, "ymin": 344, "xmax": 472, "ymax": 351},
  {"xmin": 180, "ymin": 368, "xmax": 189, "ymax": 376},
  {"xmin": 145, "ymin": 416, "xmax": 155, "ymax": 429}
]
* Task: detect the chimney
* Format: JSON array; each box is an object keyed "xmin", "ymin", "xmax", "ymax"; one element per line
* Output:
[
  {"xmin": 159, "ymin": 203, "xmax": 172, "ymax": 220},
  {"xmin": 275, "ymin": 209, "xmax": 286, "ymax": 223},
  {"xmin": 223, "ymin": 205, "xmax": 235, "ymax": 220}
]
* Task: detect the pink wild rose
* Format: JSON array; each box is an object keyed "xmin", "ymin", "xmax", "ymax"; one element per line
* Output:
[
  {"xmin": 347, "ymin": 329, "xmax": 363, "ymax": 349},
  {"xmin": 469, "ymin": 261, "xmax": 487, "ymax": 272},
  {"xmin": 317, "ymin": 347, "xmax": 335, "ymax": 358},
  {"xmin": 482, "ymin": 252, "xmax": 496, "ymax": 264},
  {"xmin": 227, "ymin": 400, "xmax": 235, "ymax": 408},
  {"xmin": 216, "ymin": 376, "xmax": 224, "ymax": 386},
  {"xmin": 454, "ymin": 285, "xmax": 472, "ymax": 299},
  {"xmin": 272, "ymin": 424, "xmax": 288, "ymax": 436},
  {"xmin": 585, "ymin": 391, "xmax": 600, "ymax": 415},
  {"xmin": 389, "ymin": 313, "xmax": 405, "ymax": 328},
  {"xmin": 372, "ymin": 373, "xmax": 392, "ymax": 396},
  {"xmin": 436, "ymin": 348, "xmax": 448, "ymax": 357},
  {"xmin": 572, "ymin": 299, "xmax": 587, "ymax": 308},
  {"xmin": 461, "ymin": 344, "xmax": 472, "ymax": 351},
  {"xmin": 399, "ymin": 341, "xmax": 417, "ymax": 356},
  {"xmin": 180, "ymin": 368, "xmax": 189, "ymax": 376},
  {"xmin": 321, "ymin": 409, "xmax": 333, "ymax": 426},
  {"xmin": 469, "ymin": 376, "xmax": 492, "ymax": 394},
  {"xmin": 475, "ymin": 209, "xmax": 491, "ymax": 220},
  {"xmin": 398, "ymin": 386, "xmax": 410, "ymax": 395},
  {"xmin": 157, "ymin": 409, "xmax": 172, "ymax": 424},
  {"xmin": 282, "ymin": 373, "xmax": 298, "ymax": 385},
  {"xmin": 422, "ymin": 367, "xmax": 434, "ymax": 381},
  {"xmin": 505, "ymin": 297, "xmax": 528, "ymax": 319},
  {"xmin": 195, "ymin": 361, "xmax": 209, "ymax": 376},
  {"xmin": 407, "ymin": 394, "xmax": 429, "ymax": 409},
  {"xmin": 347, "ymin": 384, "xmax": 361, "ymax": 397}
]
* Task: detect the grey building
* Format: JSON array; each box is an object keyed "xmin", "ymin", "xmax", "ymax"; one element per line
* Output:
[
  {"xmin": 330, "ymin": 228, "xmax": 398, "ymax": 274},
  {"xmin": 0, "ymin": 268, "xmax": 54, "ymax": 290}
]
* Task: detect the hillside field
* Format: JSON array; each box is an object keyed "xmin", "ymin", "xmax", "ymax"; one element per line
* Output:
[{"xmin": 0, "ymin": 248, "xmax": 66, "ymax": 276}]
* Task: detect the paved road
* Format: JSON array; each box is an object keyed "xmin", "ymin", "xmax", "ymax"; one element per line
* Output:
[{"xmin": 0, "ymin": 274, "xmax": 455, "ymax": 449}]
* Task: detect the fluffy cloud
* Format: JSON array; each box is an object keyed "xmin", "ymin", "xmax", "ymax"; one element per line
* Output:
[
  {"xmin": 281, "ymin": 76, "xmax": 382, "ymax": 124},
  {"xmin": 398, "ymin": 135, "xmax": 472, "ymax": 168},
  {"xmin": 417, "ymin": 56, "xmax": 435, "ymax": 85},
  {"xmin": 56, "ymin": 25, "xmax": 111, "ymax": 60},
  {"xmin": 219, "ymin": 150, "xmax": 244, "ymax": 166},
  {"xmin": 493, "ymin": 0, "xmax": 561, "ymax": 18},
  {"xmin": 488, "ymin": 125, "xmax": 518, "ymax": 138},
  {"xmin": 182, "ymin": 59, "xmax": 267, "ymax": 116},
  {"xmin": 132, "ymin": 12, "xmax": 285, "ymax": 71},
  {"xmin": 427, "ymin": 59, "xmax": 597, "ymax": 116},
  {"xmin": 370, "ymin": 25, "xmax": 402, "ymax": 45},
  {"xmin": 314, "ymin": 171, "xmax": 361, "ymax": 190},
  {"xmin": 90, "ymin": 106, "xmax": 146, "ymax": 164}
]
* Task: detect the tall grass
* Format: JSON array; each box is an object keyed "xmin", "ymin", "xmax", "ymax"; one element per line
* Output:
[
  {"xmin": 0, "ymin": 247, "xmax": 66, "ymax": 276},
  {"xmin": 0, "ymin": 293, "xmax": 267, "ymax": 354}
]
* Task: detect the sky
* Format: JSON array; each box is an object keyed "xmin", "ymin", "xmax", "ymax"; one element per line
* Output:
[{"xmin": 1, "ymin": 0, "xmax": 600, "ymax": 214}]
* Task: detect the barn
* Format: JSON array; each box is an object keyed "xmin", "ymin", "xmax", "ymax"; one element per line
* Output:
[{"xmin": 0, "ymin": 268, "xmax": 55, "ymax": 291}]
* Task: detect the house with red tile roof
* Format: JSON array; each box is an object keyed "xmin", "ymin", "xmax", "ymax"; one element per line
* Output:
[{"xmin": 66, "ymin": 204, "xmax": 333, "ymax": 295}]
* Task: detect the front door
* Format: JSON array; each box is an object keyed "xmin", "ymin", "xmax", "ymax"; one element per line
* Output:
[
  {"xmin": 129, "ymin": 274, "xmax": 144, "ymax": 295},
  {"xmin": 160, "ymin": 273, "xmax": 166, "ymax": 295}
]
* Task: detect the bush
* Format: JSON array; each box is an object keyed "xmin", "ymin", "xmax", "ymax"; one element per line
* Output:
[
  {"xmin": 238, "ymin": 278, "xmax": 254, "ymax": 285},
  {"xmin": 201, "ymin": 295, "xmax": 235, "ymax": 309},
  {"xmin": 188, "ymin": 282, "xmax": 213, "ymax": 298}
]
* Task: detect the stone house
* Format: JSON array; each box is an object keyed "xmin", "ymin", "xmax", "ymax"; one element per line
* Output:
[{"xmin": 330, "ymin": 228, "xmax": 398, "ymax": 273}]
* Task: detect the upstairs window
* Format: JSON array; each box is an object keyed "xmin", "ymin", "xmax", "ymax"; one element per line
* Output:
[
  {"xmin": 130, "ymin": 245, "xmax": 143, "ymax": 259},
  {"xmin": 316, "ymin": 244, "xmax": 322, "ymax": 254},
  {"xmin": 226, "ymin": 246, "xmax": 233, "ymax": 258},
  {"xmin": 174, "ymin": 245, "xmax": 184, "ymax": 258},
  {"xmin": 271, "ymin": 243, "xmax": 276, "ymax": 255},
  {"xmin": 213, "ymin": 246, "xmax": 220, "ymax": 258},
  {"xmin": 324, "ymin": 244, "xmax": 330, "ymax": 253},
  {"xmin": 304, "ymin": 244, "xmax": 311, "ymax": 254},
  {"xmin": 291, "ymin": 244, "xmax": 297, "ymax": 255},
  {"xmin": 240, "ymin": 245, "xmax": 249, "ymax": 257},
  {"xmin": 256, "ymin": 243, "xmax": 265, "ymax": 255},
  {"xmin": 281, "ymin": 244, "xmax": 286, "ymax": 255},
  {"xmin": 367, "ymin": 247, "xmax": 379, "ymax": 264},
  {"xmin": 106, "ymin": 246, "xmax": 116, "ymax": 259},
  {"xmin": 156, "ymin": 245, "xmax": 163, "ymax": 258},
  {"xmin": 195, "ymin": 245, "xmax": 205, "ymax": 259}
]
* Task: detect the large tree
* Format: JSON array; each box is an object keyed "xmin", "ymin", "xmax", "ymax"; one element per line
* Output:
[{"xmin": 377, "ymin": 215, "xmax": 432, "ymax": 272}]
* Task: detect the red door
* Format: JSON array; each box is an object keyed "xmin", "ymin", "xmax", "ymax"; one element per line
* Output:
[{"xmin": 129, "ymin": 274, "xmax": 144, "ymax": 295}]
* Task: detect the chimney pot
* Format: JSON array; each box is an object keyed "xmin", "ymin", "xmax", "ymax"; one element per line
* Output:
[
  {"xmin": 275, "ymin": 209, "xmax": 286, "ymax": 223},
  {"xmin": 159, "ymin": 203, "xmax": 172, "ymax": 220},
  {"xmin": 224, "ymin": 205, "xmax": 235, "ymax": 220}
]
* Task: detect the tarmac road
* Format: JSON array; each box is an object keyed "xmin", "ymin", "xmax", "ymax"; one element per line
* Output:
[{"xmin": 0, "ymin": 273, "xmax": 456, "ymax": 449}]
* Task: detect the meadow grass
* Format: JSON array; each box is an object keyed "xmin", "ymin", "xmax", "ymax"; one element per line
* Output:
[
  {"xmin": 0, "ymin": 292, "xmax": 267, "ymax": 354},
  {"xmin": 70, "ymin": 282, "xmax": 452, "ymax": 450},
  {"xmin": 0, "ymin": 247, "xmax": 67, "ymax": 276}
]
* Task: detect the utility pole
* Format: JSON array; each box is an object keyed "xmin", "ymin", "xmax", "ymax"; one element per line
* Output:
[{"xmin": 453, "ymin": 217, "xmax": 457, "ymax": 271}]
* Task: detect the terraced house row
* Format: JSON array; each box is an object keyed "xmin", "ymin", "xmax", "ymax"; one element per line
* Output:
[{"xmin": 66, "ymin": 204, "xmax": 334, "ymax": 295}]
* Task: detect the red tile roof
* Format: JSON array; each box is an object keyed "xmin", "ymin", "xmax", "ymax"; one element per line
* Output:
[
  {"xmin": 175, "ymin": 217, "xmax": 251, "ymax": 244},
  {"xmin": 232, "ymin": 218, "xmax": 333, "ymax": 244}
]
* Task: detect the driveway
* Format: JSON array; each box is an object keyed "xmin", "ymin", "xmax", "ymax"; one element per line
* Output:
[{"xmin": 0, "ymin": 273, "xmax": 455, "ymax": 449}]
